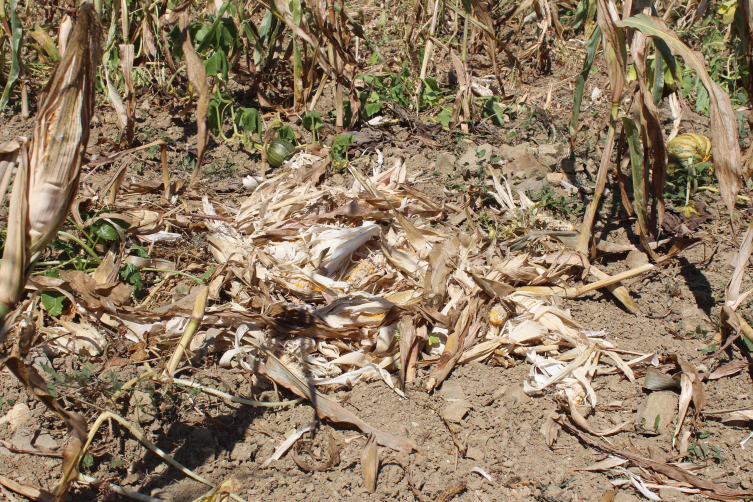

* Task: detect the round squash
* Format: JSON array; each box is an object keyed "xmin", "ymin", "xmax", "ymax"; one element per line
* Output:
[
  {"xmin": 666, "ymin": 133, "xmax": 712, "ymax": 175},
  {"xmin": 267, "ymin": 138, "xmax": 295, "ymax": 168}
]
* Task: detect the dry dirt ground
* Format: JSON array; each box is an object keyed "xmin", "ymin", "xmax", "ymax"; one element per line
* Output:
[{"xmin": 1, "ymin": 20, "xmax": 753, "ymax": 502}]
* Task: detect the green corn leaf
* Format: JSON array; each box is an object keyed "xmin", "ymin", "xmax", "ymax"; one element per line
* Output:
[
  {"xmin": 343, "ymin": 100, "xmax": 354, "ymax": 129},
  {"xmin": 652, "ymin": 48, "xmax": 664, "ymax": 106},
  {"xmin": 196, "ymin": 1, "xmax": 232, "ymax": 54},
  {"xmin": 0, "ymin": 0, "xmax": 23, "ymax": 112},
  {"xmin": 571, "ymin": 0, "xmax": 596, "ymax": 29},
  {"xmin": 621, "ymin": 115, "xmax": 655, "ymax": 260},
  {"xmin": 290, "ymin": 0, "xmax": 302, "ymax": 25},
  {"xmin": 569, "ymin": 26, "xmax": 601, "ymax": 142}
]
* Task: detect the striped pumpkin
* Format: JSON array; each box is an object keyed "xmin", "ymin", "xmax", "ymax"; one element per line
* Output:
[{"xmin": 666, "ymin": 133, "xmax": 712, "ymax": 175}]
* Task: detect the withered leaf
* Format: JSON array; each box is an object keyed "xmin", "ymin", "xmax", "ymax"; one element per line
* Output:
[{"xmin": 361, "ymin": 432, "xmax": 378, "ymax": 493}]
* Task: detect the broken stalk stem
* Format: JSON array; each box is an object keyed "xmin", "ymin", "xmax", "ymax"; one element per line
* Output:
[
  {"xmin": 161, "ymin": 143, "xmax": 170, "ymax": 201},
  {"xmin": 416, "ymin": 0, "xmax": 441, "ymax": 103},
  {"xmin": 164, "ymin": 286, "xmax": 208, "ymax": 375},
  {"xmin": 589, "ymin": 265, "xmax": 638, "ymax": 313},
  {"xmin": 576, "ymin": 101, "xmax": 619, "ymax": 254},
  {"xmin": 521, "ymin": 263, "xmax": 653, "ymax": 298}
]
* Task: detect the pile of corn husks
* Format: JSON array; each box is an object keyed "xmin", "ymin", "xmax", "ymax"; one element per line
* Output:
[{"xmin": 96, "ymin": 149, "xmax": 648, "ymax": 411}]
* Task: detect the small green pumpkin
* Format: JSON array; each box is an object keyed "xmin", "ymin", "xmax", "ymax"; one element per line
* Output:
[
  {"xmin": 267, "ymin": 138, "xmax": 296, "ymax": 168},
  {"xmin": 666, "ymin": 133, "xmax": 712, "ymax": 175}
]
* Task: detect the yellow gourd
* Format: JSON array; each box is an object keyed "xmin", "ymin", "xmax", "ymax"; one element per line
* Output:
[{"xmin": 666, "ymin": 133, "xmax": 712, "ymax": 176}]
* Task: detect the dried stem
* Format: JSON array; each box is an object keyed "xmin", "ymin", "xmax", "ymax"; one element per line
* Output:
[
  {"xmin": 164, "ymin": 287, "xmax": 209, "ymax": 375},
  {"xmin": 161, "ymin": 143, "xmax": 170, "ymax": 201}
]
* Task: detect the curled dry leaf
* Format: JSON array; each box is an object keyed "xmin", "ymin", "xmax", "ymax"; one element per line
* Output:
[
  {"xmin": 291, "ymin": 434, "xmax": 342, "ymax": 472},
  {"xmin": 261, "ymin": 422, "xmax": 316, "ymax": 468},
  {"xmin": 644, "ymin": 367, "xmax": 681, "ymax": 390},
  {"xmin": 567, "ymin": 396, "xmax": 633, "ymax": 436}
]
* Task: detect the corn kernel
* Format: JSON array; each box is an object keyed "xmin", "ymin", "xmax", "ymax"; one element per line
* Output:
[{"xmin": 489, "ymin": 307, "xmax": 507, "ymax": 326}]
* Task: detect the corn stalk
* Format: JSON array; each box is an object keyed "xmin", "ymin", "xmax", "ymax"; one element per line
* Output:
[{"xmin": 576, "ymin": 0, "xmax": 626, "ymax": 255}]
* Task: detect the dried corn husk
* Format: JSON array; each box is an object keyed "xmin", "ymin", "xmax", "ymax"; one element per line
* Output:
[
  {"xmin": 0, "ymin": 4, "xmax": 100, "ymax": 322},
  {"xmin": 27, "ymin": 4, "xmax": 100, "ymax": 259}
]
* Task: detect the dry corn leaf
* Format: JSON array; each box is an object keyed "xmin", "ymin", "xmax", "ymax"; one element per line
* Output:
[
  {"xmin": 726, "ymin": 219, "xmax": 753, "ymax": 307},
  {"xmin": 575, "ymin": 456, "xmax": 629, "ymax": 471},
  {"xmin": 630, "ymin": 26, "xmax": 668, "ymax": 237},
  {"xmin": 119, "ymin": 44, "xmax": 135, "ymax": 145},
  {"xmin": 708, "ymin": 362, "xmax": 749, "ymax": 380},
  {"xmin": 49, "ymin": 320, "xmax": 106, "ymax": 357},
  {"xmin": 261, "ymin": 422, "xmax": 316, "ymax": 468},
  {"xmin": 192, "ymin": 475, "xmax": 239, "ymax": 502},
  {"xmin": 0, "ymin": 474, "xmax": 53, "ymax": 502},
  {"xmin": 57, "ymin": 15, "xmax": 72, "ymax": 55},
  {"xmin": 257, "ymin": 347, "xmax": 416, "ymax": 452},
  {"xmin": 177, "ymin": 10, "xmax": 209, "ymax": 188},
  {"xmin": 361, "ymin": 432, "xmax": 378, "ymax": 493},
  {"xmin": 558, "ymin": 416, "xmax": 753, "ymax": 499},
  {"xmin": 0, "ymin": 140, "xmax": 23, "ymax": 210},
  {"xmin": 291, "ymin": 434, "xmax": 342, "ymax": 472}
]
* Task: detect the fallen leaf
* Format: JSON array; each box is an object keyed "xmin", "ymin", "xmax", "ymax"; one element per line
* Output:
[{"xmin": 361, "ymin": 432, "xmax": 378, "ymax": 493}]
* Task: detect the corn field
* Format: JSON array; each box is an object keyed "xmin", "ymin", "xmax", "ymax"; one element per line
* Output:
[{"xmin": 0, "ymin": 0, "xmax": 751, "ymax": 500}]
